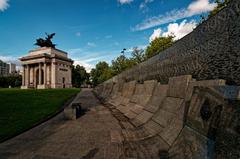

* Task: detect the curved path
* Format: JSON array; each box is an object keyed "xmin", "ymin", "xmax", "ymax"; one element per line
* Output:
[{"xmin": 0, "ymin": 89, "xmax": 124, "ymax": 159}]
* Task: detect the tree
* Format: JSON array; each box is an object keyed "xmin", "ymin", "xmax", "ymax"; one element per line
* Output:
[
  {"xmin": 145, "ymin": 36, "xmax": 174, "ymax": 59},
  {"xmin": 0, "ymin": 75, "xmax": 22, "ymax": 88},
  {"xmin": 111, "ymin": 54, "xmax": 129, "ymax": 75},
  {"xmin": 130, "ymin": 47, "xmax": 146, "ymax": 64},
  {"xmin": 90, "ymin": 61, "xmax": 113, "ymax": 86},
  {"xmin": 72, "ymin": 65, "xmax": 88, "ymax": 88}
]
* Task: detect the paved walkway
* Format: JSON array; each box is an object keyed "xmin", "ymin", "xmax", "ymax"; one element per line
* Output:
[{"xmin": 0, "ymin": 89, "xmax": 124, "ymax": 159}]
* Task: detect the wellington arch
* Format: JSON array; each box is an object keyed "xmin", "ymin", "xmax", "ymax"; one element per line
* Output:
[{"xmin": 19, "ymin": 47, "xmax": 73, "ymax": 89}]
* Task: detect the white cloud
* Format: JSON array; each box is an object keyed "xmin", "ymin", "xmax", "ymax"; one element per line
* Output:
[
  {"xmin": 0, "ymin": 0, "xmax": 9, "ymax": 12},
  {"xmin": 118, "ymin": 0, "xmax": 134, "ymax": 5},
  {"xmin": 76, "ymin": 32, "xmax": 81, "ymax": 37},
  {"xmin": 87, "ymin": 42, "xmax": 96, "ymax": 47},
  {"xmin": 162, "ymin": 20, "xmax": 197, "ymax": 40},
  {"xmin": 149, "ymin": 20, "xmax": 197, "ymax": 42},
  {"xmin": 133, "ymin": 0, "xmax": 217, "ymax": 31},
  {"xmin": 73, "ymin": 60, "xmax": 94, "ymax": 73},
  {"xmin": 188, "ymin": 0, "xmax": 217, "ymax": 15},
  {"xmin": 73, "ymin": 54, "xmax": 113, "ymax": 73},
  {"xmin": 149, "ymin": 28, "xmax": 162, "ymax": 42},
  {"xmin": 68, "ymin": 48, "xmax": 116, "ymax": 72},
  {"xmin": 139, "ymin": 0, "xmax": 154, "ymax": 12}
]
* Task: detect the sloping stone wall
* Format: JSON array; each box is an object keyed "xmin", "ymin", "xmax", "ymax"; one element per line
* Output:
[
  {"xmin": 94, "ymin": 0, "xmax": 240, "ymax": 158},
  {"xmin": 95, "ymin": 75, "xmax": 240, "ymax": 158},
  {"xmin": 106, "ymin": 0, "xmax": 240, "ymax": 85}
]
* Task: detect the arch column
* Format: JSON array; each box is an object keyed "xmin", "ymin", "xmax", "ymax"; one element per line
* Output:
[
  {"xmin": 44, "ymin": 63, "xmax": 47, "ymax": 85},
  {"xmin": 26, "ymin": 65, "xmax": 30, "ymax": 86},
  {"xmin": 39, "ymin": 63, "xmax": 42, "ymax": 85},
  {"xmin": 22, "ymin": 65, "xmax": 25, "ymax": 86}
]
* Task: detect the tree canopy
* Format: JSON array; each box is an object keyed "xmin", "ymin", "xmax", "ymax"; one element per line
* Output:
[
  {"xmin": 90, "ymin": 61, "xmax": 113, "ymax": 86},
  {"xmin": 72, "ymin": 65, "xmax": 89, "ymax": 88},
  {"xmin": 0, "ymin": 75, "xmax": 22, "ymax": 88},
  {"xmin": 209, "ymin": 0, "xmax": 230, "ymax": 17},
  {"xmin": 145, "ymin": 36, "xmax": 174, "ymax": 59}
]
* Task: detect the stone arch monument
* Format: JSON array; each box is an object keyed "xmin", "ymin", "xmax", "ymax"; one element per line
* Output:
[{"xmin": 19, "ymin": 47, "xmax": 73, "ymax": 89}]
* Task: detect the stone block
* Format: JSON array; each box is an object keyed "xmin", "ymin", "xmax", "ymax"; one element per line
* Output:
[
  {"xmin": 110, "ymin": 83, "xmax": 119, "ymax": 98},
  {"xmin": 167, "ymin": 75, "xmax": 192, "ymax": 99},
  {"xmin": 131, "ymin": 110, "xmax": 153, "ymax": 127},
  {"xmin": 122, "ymin": 82, "xmax": 130, "ymax": 97},
  {"xmin": 130, "ymin": 104, "xmax": 143, "ymax": 114},
  {"xmin": 121, "ymin": 98, "xmax": 130, "ymax": 106},
  {"xmin": 109, "ymin": 96, "xmax": 124, "ymax": 106},
  {"xmin": 126, "ymin": 80, "xmax": 136, "ymax": 98},
  {"xmin": 185, "ymin": 79, "xmax": 226, "ymax": 101},
  {"xmin": 125, "ymin": 111, "xmax": 137, "ymax": 119},
  {"xmin": 159, "ymin": 117, "xmax": 184, "ymax": 146},
  {"xmin": 117, "ymin": 105, "xmax": 129, "ymax": 114},
  {"xmin": 168, "ymin": 126, "xmax": 210, "ymax": 159},
  {"xmin": 152, "ymin": 109, "xmax": 175, "ymax": 127},
  {"xmin": 186, "ymin": 86, "xmax": 228, "ymax": 137},
  {"xmin": 129, "ymin": 81, "xmax": 156, "ymax": 107},
  {"xmin": 160, "ymin": 97, "xmax": 184, "ymax": 114},
  {"xmin": 144, "ymin": 84, "xmax": 168, "ymax": 113},
  {"xmin": 144, "ymin": 120, "xmax": 163, "ymax": 135},
  {"xmin": 144, "ymin": 80, "xmax": 158, "ymax": 96},
  {"xmin": 130, "ymin": 84, "xmax": 144, "ymax": 103}
]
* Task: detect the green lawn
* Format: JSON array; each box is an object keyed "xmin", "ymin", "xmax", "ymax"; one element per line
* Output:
[{"xmin": 0, "ymin": 88, "xmax": 80, "ymax": 142}]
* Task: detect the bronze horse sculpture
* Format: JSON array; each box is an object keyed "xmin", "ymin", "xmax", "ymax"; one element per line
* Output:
[{"xmin": 35, "ymin": 33, "xmax": 56, "ymax": 48}]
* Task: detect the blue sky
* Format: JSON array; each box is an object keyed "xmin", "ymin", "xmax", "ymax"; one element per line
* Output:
[{"xmin": 0, "ymin": 0, "xmax": 217, "ymax": 71}]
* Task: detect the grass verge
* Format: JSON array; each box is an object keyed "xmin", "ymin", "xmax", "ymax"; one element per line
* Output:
[{"xmin": 0, "ymin": 88, "xmax": 80, "ymax": 142}]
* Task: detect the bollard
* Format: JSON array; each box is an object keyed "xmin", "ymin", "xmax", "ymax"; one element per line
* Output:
[
  {"xmin": 64, "ymin": 102, "xmax": 84, "ymax": 120},
  {"xmin": 71, "ymin": 103, "xmax": 82, "ymax": 119}
]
